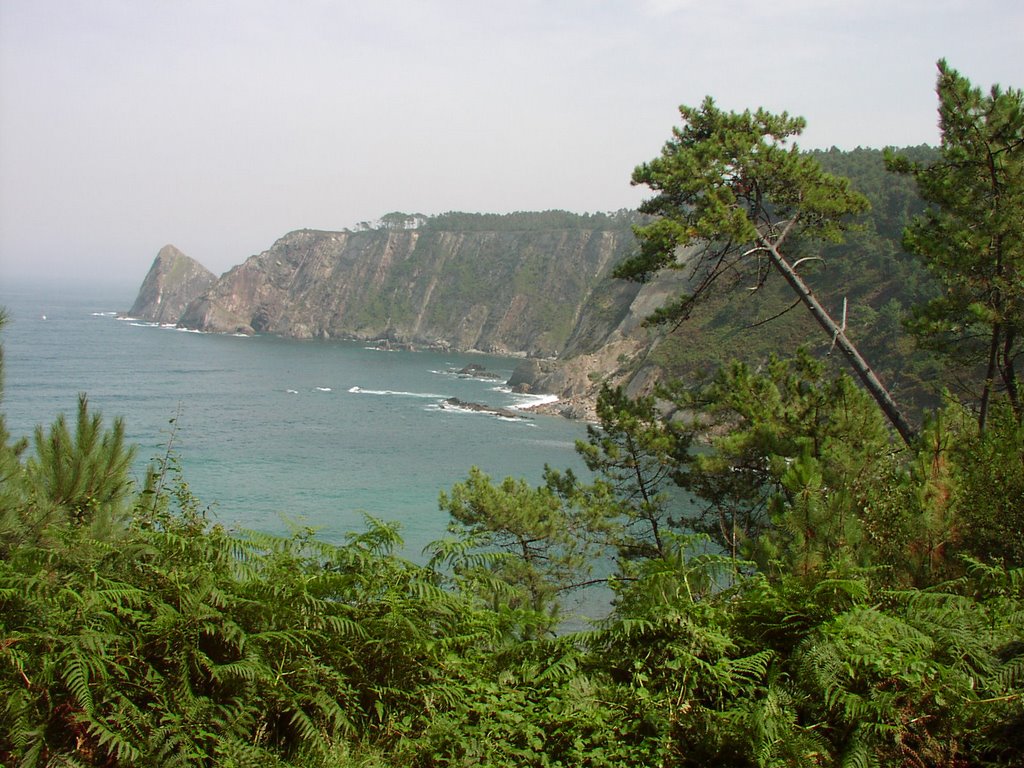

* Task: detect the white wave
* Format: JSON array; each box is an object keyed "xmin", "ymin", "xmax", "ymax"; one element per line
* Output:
[
  {"xmin": 493, "ymin": 388, "xmax": 560, "ymax": 411},
  {"xmin": 286, "ymin": 389, "xmax": 299, "ymax": 395},
  {"xmin": 428, "ymin": 401, "xmax": 535, "ymax": 424},
  {"xmin": 514, "ymin": 393, "xmax": 560, "ymax": 410},
  {"xmin": 498, "ymin": 415, "xmax": 536, "ymax": 425},
  {"xmin": 91, "ymin": 311, "xmax": 118, "ymax": 317},
  {"xmin": 315, "ymin": 387, "xmax": 332, "ymax": 392},
  {"xmin": 348, "ymin": 386, "xmax": 445, "ymax": 399},
  {"xmin": 427, "ymin": 402, "xmax": 480, "ymax": 417}
]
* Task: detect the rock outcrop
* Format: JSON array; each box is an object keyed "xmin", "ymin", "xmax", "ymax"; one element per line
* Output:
[
  {"xmin": 127, "ymin": 245, "xmax": 218, "ymax": 324},
  {"xmin": 506, "ymin": 269, "xmax": 692, "ymax": 419},
  {"xmin": 439, "ymin": 398, "xmax": 529, "ymax": 420},
  {"xmin": 129, "ymin": 212, "xmax": 683, "ymax": 417},
  {"xmin": 174, "ymin": 212, "xmax": 644, "ymax": 356}
]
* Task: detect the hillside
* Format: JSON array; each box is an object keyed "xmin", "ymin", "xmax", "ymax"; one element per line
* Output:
[
  {"xmin": 575, "ymin": 145, "xmax": 945, "ymax": 416},
  {"xmin": 129, "ymin": 148, "xmax": 943, "ymax": 420},
  {"xmin": 168, "ymin": 211, "xmax": 644, "ymax": 358}
]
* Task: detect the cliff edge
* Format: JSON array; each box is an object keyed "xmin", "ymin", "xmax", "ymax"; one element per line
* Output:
[{"xmin": 128, "ymin": 212, "xmax": 683, "ymax": 417}]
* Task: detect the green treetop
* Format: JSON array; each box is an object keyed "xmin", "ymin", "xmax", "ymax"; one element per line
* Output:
[
  {"xmin": 887, "ymin": 60, "xmax": 1024, "ymax": 431},
  {"xmin": 619, "ymin": 97, "xmax": 917, "ymax": 445}
]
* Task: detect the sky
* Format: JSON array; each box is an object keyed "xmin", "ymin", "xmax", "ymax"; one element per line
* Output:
[{"xmin": 1, "ymin": 0, "xmax": 1022, "ymax": 288}]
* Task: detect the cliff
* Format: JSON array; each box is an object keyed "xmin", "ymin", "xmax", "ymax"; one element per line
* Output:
[
  {"xmin": 126, "ymin": 212, "xmax": 675, "ymax": 416},
  {"xmin": 175, "ymin": 212, "xmax": 645, "ymax": 357},
  {"xmin": 128, "ymin": 148, "xmax": 944, "ymax": 421},
  {"xmin": 128, "ymin": 245, "xmax": 218, "ymax": 324}
]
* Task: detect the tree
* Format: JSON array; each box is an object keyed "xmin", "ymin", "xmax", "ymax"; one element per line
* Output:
[
  {"xmin": 887, "ymin": 60, "xmax": 1024, "ymax": 431},
  {"xmin": 0, "ymin": 323, "xmax": 138, "ymax": 551},
  {"xmin": 949, "ymin": 402, "xmax": 1024, "ymax": 568},
  {"xmin": 574, "ymin": 385, "xmax": 692, "ymax": 563},
  {"xmin": 663, "ymin": 350, "xmax": 901, "ymax": 575},
  {"xmin": 618, "ymin": 98, "xmax": 917, "ymax": 445},
  {"xmin": 436, "ymin": 467, "xmax": 600, "ymax": 635},
  {"xmin": 25, "ymin": 394, "xmax": 137, "ymax": 531}
]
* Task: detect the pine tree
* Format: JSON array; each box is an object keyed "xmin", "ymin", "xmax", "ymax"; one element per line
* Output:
[
  {"xmin": 25, "ymin": 393, "xmax": 137, "ymax": 533},
  {"xmin": 574, "ymin": 385, "xmax": 692, "ymax": 563},
  {"xmin": 619, "ymin": 98, "xmax": 916, "ymax": 445},
  {"xmin": 887, "ymin": 60, "xmax": 1024, "ymax": 430},
  {"xmin": 437, "ymin": 467, "xmax": 598, "ymax": 634}
]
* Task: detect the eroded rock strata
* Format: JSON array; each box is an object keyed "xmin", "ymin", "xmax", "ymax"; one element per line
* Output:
[
  {"xmin": 128, "ymin": 212, "xmax": 681, "ymax": 416},
  {"xmin": 127, "ymin": 245, "xmax": 218, "ymax": 324}
]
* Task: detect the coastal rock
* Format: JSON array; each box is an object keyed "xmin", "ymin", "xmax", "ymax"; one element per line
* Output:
[
  {"xmin": 170, "ymin": 213, "xmax": 643, "ymax": 356},
  {"xmin": 457, "ymin": 364, "xmax": 501, "ymax": 379},
  {"xmin": 127, "ymin": 245, "xmax": 218, "ymax": 324},
  {"xmin": 507, "ymin": 358, "xmax": 559, "ymax": 390},
  {"xmin": 131, "ymin": 212, "xmax": 691, "ymax": 420},
  {"xmin": 440, "ymin": 397, "xmax": 528, "ymax": 420}
]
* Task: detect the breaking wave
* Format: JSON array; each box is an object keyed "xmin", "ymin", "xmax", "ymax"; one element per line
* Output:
[{"xmin": 347, "ymin": 386, "xmax": 446, "ymax": 399}]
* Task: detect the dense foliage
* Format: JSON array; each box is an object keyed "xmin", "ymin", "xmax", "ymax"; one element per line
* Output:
[
  {"xmin": 637, "ymin": 143, "xmax": 944, "ymax": 424},
  {"xmin": 887, "ymin": 61, "xmax": 1024, "ymax": 431},
  {"xmin": 3, "ymin": 62, "xmax": 1024, "ymax": 766}
]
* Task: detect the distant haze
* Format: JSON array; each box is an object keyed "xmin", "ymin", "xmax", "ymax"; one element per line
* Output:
[{"xmin": 2, "ymin": 0, "xmax": 1022, "ymax": 286}]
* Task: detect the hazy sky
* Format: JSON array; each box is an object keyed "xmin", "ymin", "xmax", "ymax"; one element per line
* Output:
[{"xmin": 1, "ymin": 0, "xmax": 1022, "ymax": 287}]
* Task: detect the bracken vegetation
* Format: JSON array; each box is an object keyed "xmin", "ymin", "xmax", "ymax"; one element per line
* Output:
[{"xmin": 2, "ymin": 61, "xmax": 1023, "ymax": 766}]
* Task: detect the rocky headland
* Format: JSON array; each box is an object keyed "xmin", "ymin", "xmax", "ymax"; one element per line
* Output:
[
  {"xmin": 127, "ymin": 245, "xmax": 217, "ymax": 324},
  {"xmin": 129, "ymin": 211, "xmax": 683, "ymax": 418},
  {"xmin": 128, "ymin": 149, "xmax": 947, "ymax": 424}
]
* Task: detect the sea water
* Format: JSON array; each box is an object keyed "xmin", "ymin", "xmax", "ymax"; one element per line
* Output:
[{"xmin": 0, "ymin": 279, "xmax": 591, "ymax": 557}]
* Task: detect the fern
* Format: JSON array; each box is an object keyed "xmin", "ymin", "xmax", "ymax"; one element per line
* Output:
[{"xmin": 58, "ymin": 649, "xmax": 96, "ymax": 717}]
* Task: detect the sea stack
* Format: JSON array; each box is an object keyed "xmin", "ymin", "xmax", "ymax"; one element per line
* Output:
[{"xmin": 127, "ymin": 244, "xmax": 217, "ymax": 324}]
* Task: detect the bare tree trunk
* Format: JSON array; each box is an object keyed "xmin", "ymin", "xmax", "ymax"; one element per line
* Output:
[{"xmin": 758, "ymin": 231, "xmax": 917, "ymax": 447}]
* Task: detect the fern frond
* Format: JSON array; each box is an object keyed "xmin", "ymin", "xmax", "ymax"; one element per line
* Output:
[
  {"xmin": 288, "ymin": 705, "xmax": 326, "ymax": 753},
  {"xmin": 535, "ymin": 649, "xmax": 581, "ymax": 684},
  {"xmin": 85, "ymin": 716, "xmax": 144, "ymax": 765},
  {"xmin": 994, "ymin": 654, "xmax": 1024, "ymax": 692},
  {"xmin": 59, "ymin": 649, "xmax": 95, "ymax": 716},
  {"xmin": 727, "ymin": 649, "xmax": 775, "ymax": 685}
]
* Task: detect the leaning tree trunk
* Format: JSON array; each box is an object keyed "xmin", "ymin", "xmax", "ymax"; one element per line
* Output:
[{"xmin": 758, "ymin": 230, "xmax": 918, "ymax": 448}]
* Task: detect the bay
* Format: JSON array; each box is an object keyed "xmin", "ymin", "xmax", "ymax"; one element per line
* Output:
[{"xmin": 0, "ymin": 279, "xmax": 590, "ymax": 557}]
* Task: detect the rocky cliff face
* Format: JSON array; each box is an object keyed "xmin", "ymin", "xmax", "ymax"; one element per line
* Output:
[
  {"xmin": 131, "ymin": 212, "xmax": 681, "ymax": 415},
  {"xmin": 507, "ymin": 269, "xmax": 691, "ymax": 418},
  {"xmin": 127, "ymin": 245, "xmax": 218, "ymax": 324},
  {"xmin": 175, "ymin": 214, "xmax": 644, "ymax": 357}
]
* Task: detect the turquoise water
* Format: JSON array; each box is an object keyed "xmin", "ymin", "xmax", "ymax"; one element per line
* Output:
[{"xmin": 0, "ymin": 280, "xmax": 590, "ymax": 556}]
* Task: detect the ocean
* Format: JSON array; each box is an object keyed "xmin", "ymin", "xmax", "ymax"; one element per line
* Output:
[{"xmin": 0, "ymin": 279, "xmax": 591, "ymax": 557}]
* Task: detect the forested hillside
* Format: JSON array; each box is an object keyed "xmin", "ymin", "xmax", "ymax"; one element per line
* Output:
[
  {"xmin": 129, "ymin": 147, "xmax": 948, "ymax": 422},
  {"xmin": 3, "ymin": 61, "xmax": 1023, "ymax": 766},
  {"xmin": 597, "ymin": 144, "xmax": 944, "ymax": 417}
]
